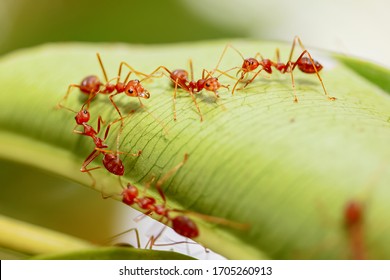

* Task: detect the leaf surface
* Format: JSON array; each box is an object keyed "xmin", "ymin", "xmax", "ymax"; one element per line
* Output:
[{"xmin": 0, "ymin": 40, "xmax": 389, "ymax": 259}]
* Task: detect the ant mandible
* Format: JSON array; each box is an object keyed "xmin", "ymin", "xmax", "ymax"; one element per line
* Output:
[{"xmin": 215, "ymin": 36, "xmax": 336, "ymax": 102}]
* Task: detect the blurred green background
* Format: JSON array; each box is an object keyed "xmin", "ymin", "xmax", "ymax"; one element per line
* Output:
[
  {"xmin": 0, "ymin": 0, "xmax": 243, "ymax": 55},
  {"xmin": 1, "ymin": 0, "xmax": 389, "ymax": 66}
]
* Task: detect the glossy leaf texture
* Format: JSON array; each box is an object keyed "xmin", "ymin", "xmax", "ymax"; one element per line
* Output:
[{"xmin": 0, "ymin": 40, "xmax": 389, "ymax": 259}]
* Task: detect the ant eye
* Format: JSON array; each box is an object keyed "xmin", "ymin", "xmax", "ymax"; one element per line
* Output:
[
  {"xmin": 128, "ymin": 89, "xmax": 133, "ymax": 93},
  {"xmin": 206, "ymin": 83, "xmax": 210, "ymax": 87},
  {"xmin": 83, "ymin": 110, "xmax": 88, "ymax": 114},
  {"xmin": 134, "ymin": 79, "xmax": 139, "ymax": 82}
]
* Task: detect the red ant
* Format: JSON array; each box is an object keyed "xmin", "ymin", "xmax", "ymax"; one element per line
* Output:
[
  {"xmin": 120, "ymin": 154, "xmax": 199, "ymax": 240},
  {"xmin": 344, "ymin": 200, "xmax": 366, "ymax": 260},
  {"xmin": 57, "ymin": 53, "xmax": 154, "ymax": 123},
  {"xmin": 342, "ymin": 163, "xmax": 390, "ymax": 260},
  {"xmin": 119, "ymin": 154, "xmax": 248, "ymax": 245},
  {"xmin": 216, "ymin": 36, "xmax": 336, "ymax": 102},
  {"xmin": 124, "ymin": 182, "xmax": 200, "ymax": 240},
  {"xmin": 72, "ymin": 106, "xmax": 141, "ymax": 182},
  {"xmin": 147, "ymin": 60, "xmax": 230, "ymax": 121}
]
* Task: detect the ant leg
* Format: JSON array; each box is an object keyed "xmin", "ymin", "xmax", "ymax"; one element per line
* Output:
[
  {"xmin": 254, "ymin": 52, "xmax": 266, "ymax": 62},
  {"xmin": 118, "ymin": 62, "xmax": 148, "ymax": 84},
  {"xmin": 95, "ymin": 147, "xmax": 142, "ymax": 157},
  {"xmin": 137, "ymin": 96, "xmax": 145, "ymax": 108},
  {"xmin": 290, "ymin": 50, "xmax": 336, "ymax": 101},
  {"xmin": 155, "ymin": 154, "xmax": 189, "ymax": 203},
  {"xmin": 287, "ymin": 36, "xmax": 307, "ymax": 63},
  {"xmin": 232, "ymin": 52, "xmax": 267, "ymax": 91},
  {"xmin": 275, "ymin": 48, "xmax": 282, "ymax": 64},
  {"xmin": 102, "ymin": 115, "xmax": 125, "ymax": 141},
  {"xmin": 145, "ymin": 220, "xmax": 169, "ymax": 249},
  {"xmin": 117, "ymin": 64, "xmax": 134, "ymax": 85},
  {"xmin": 80, "ymin": 149, "xmax": 101, "ymax": 172},
  {"xmin": 152, "ymin": 68, "xmax": 202, "ymax": 122},
  {"xmin": 189, "ymin": 59, "xmax": 194, "ymax": 82},
  {"xmin": 173, "ymin": 78, "xmax": 179, "ymax": 121},
  {"xmin": 214, "ymin": 44, "xmax": 246, "ymax": 75},
  {"xmin": 151, "ymin": 238, "xmax": 199, "ymax": 249},
  {"xmin": 83, "ymin": 91, "xmax": 99, "ymax": 109},
  {"xmin": 96, "ymin": 116, "xmax": 105, "ymax": 135},
  {"xmin": 56, "ymin": 84, "xmax": 81, "ymax": 109},
  {"xmin": 201, "ymin": 68, "xmax": 210, "ymax": 80},
  {"xmin": 110, "ymin": 227, "xmax": 141, "ymax": 249},
  {"xmin": 73, "ymin": 128, "xmax": 88, "ymax": 136},
  {"xmin": 287, "ymin": 64, "xmax": 299, "ymax": 103},
  {"xmin": 285, "ymin": 37, "xmax": 335, "ymax": 101},
  {"xmin": 122, "ymin": 71, "xmax": 133, "ymax": 84},
  {"xmin": 231, "ymin": 72, "xmax": 247, "ymax": 95},
  {"xmin": 96, "ymin": 53, "xmax": 109, "ymax": 83},
  {"xmin": 85, "ymin": 171, "xmax": 97, "ymax": 187},
  {"xmin": 145, "ymin": 65, "xmax": 173, "ymax": 79},
  {"xmin": 214, "ymin": 67, "xmax": 240, "ymax": 81},
  {"xmin": 189, "ymin": 91, "xmax": 203, "ymax": 122},
  {"xmin": 142, "ymin": 176, "xmax": 156, "ymax": 197},
  {"xmin": 109, "ymin": 92, "xmax": 124, "ymax": 125},
  {"xmin": 180, "ymin": 61, "xmax": 204, "ymax": 121},
  {"xmin": 213, "ymin": 44, "xmax": 230, "ymax": 75},
  {"xmin": 172, "ymin": 209, "xmax": 250, "ymax": 231},
  {"xmin": 213, "ymin": 43, "xmax": 255, "ymax": 95},
  {"xmin": 146, "ymin": 235, "xmax": 159, "ymax": 249},
  {"xmin": 241, "ymin": 68, "xmax": 264, "ymax": 89}
]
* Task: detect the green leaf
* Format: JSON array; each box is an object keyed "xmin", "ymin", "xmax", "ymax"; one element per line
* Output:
[
  {"xmin": 32, "ymin": 247, "xmax": 195, "ymax": 260},
  {"xmin": 0, "ymin": 40, "xmax": 389, "ymax": 259},
  {"xmin": 336, "ymin": 55, "xmax": 390, "ymax": 93},
  {"xmin": 0, "ymin": 214, "xmax": 94, "ymax": 256}
]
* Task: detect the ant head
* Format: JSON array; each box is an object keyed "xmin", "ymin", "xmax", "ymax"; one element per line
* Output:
[
  {"xmin": 122, "ymin": 183, "xmax": 139, "ymax": 205},
  {"xmin": 124, "ymin": 80, "xmax": 150, "ymax": 99},
  {"xmin": 172, "ymin": 215, "xmax": 199, "ymax": 238},
  {"xmin": 242, "ymin": 58, "xmax": 259, "ymax": 72},
  {"xmin": 203, "ymin": 77, "xmax": 220, "ymax": 92},
  {"xmin": 80, "ymin": 75, "xmax": 102, "ymax": 94},
  {"xmin": 75, "ymin": 108, "xmax": 90, "ymax": 125}
]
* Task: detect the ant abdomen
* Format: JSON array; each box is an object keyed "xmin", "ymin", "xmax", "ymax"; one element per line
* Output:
[
  {"xmin": 171, "ymin": 69, "xmax": 189, "ymax": 84},
  {"xmin": 103, "ymin": 153, "xmax": 125, "ymax": 176},
  {"xmin": 297, "ymin": 57, "xmax": 323, "ymax": 74},
  {"xmin": 172, "ymin": 215, "xmax": 199, "ymax": 238},
  {"xmin": 80, "ymin": 75, "xmax": 102, "ymax": 94}
]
